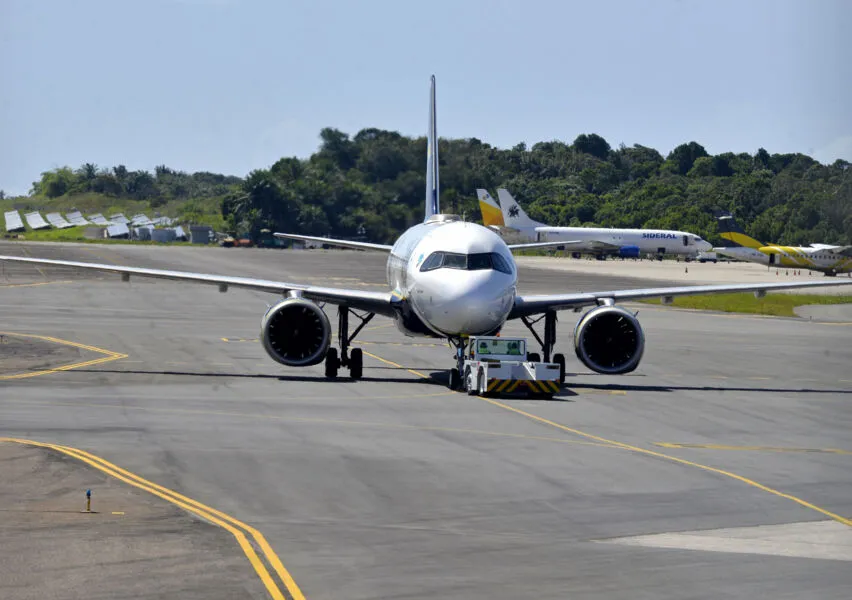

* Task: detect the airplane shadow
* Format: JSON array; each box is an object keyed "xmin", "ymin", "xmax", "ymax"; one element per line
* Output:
[
  {"xmin": 69, "ymin": 368, "xmax": 848, "ymax": 397},
  {"xmin": 425, "ymin": 370, "xmax": 578, "ymax": 402},
  {"xmin": 77, "ymin": 368, "xmax": 432, "ymax": 385}
]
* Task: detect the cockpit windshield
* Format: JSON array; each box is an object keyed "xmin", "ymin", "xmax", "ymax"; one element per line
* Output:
[{"xmin": 420, "ymin": 252, "xmax": 513, "ymax": 274}]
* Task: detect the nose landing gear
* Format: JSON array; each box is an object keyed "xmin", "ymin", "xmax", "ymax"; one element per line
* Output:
[{"xmin": 448, "ymin": 338, "xmax": 466, "ymax": 390}]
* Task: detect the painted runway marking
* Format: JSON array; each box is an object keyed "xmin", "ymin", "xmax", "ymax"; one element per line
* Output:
[
  {"xmin": 0, "ymin": 332, "xmax": 127, "ymax": 381},
  {"xmin": 655, "ymin": 443, "xmax": 852, "ymax": 455},
  {"xmin": 362, "ymin": 349, "xmax": 852, "ymax": 528},
  {"xmin": 0, "ymin": 280, "xmax": 73, "ymax": 289},
  {"xmin": 0, "ymin": 438, "xmax": 305, "ymax": 600},
  {"xmin": 362, "ymin": 350, "xmax": 429, "ymax": 379}
]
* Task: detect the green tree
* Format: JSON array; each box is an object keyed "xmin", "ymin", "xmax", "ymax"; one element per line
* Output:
[
  {"xmin": 667, "ymin": 142, "xmax": 709, "ymax": 175},
  {"xmin": 573, "ymin": 133, "xmax": 611, "ymax": 160}
]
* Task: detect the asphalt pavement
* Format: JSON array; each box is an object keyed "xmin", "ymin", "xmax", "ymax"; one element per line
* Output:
[{"xmin": 1, "ymin": 242, "xmax": 850, "ymax": 600}]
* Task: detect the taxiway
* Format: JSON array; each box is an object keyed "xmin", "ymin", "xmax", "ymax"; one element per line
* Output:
[{"xmin": 2, "ymin": 242, "xmax": 850, "ymax": 600}]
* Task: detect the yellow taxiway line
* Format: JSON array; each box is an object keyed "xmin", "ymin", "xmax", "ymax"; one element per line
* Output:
[
  {"xmin": 0, "ymin": 332, "xmax": 128, "ymax": 381},
  {"xmin": 362, "ymin": 351, "xmax": 852, "ymax": 528},
  {"xmin": 0, "ymin": 437, "xmax": 305, "ymax": 600},
  {"xmin": 654, "ymin": 443, "xmax": 852, "ymax": 455},
  {"xmin": 0, "ymin": 280, "xmax": 73, "ymax": 289}
]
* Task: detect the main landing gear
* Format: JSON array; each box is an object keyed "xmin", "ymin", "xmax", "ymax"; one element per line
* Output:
[
  {"xmin": 325, "ymin": 306, "xmax": 374, "ymax": 380},
  {"xmin": 520, "ymin": 310, "xmax": 566, "ymax": 385}
]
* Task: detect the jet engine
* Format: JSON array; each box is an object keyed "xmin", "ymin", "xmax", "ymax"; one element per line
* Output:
[
  {"xmin": 618, "ymin": 245, "xmax": 640, "ymax": 259},
  {"xmin": 573, "ymin": 305, "xmax": 644, "ymax": 374},
  {"xmin": 260, "ymin": 298, "xmax": 331, "ymax": 367}
]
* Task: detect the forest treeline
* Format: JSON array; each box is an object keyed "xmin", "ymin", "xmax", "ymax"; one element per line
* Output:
[{"xmin": 19, "ymin": 129, "xmax": 852, "ymax": 245}]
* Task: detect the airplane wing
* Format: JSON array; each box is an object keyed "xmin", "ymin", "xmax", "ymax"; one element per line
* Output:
[
  {"xmin": 507, "ymin": 240, "xmax": 582, "ymax": 251},
  {"xmin": 0, "ymin": 255, "xmax": 396, "ymax": 316},
  {"xmin": 808, "ymin": 243, "xmax": 852, "ymax": 256},
  {"xmin": 581, "ymin": 240, "xmax": 621, "ymax": 251},
  {"xmin": 275, "ymin": 233, "xmax": 580, "ymax": 253},
  {"xmin": 509, "ymin": 280, "xmax": 852, "ymax": 319},
  {"xmin": 530, "ymin": 234, "xmax": 623, "ymax": 252},
  {"xmin": 274, "ymin": 233, "xmax": 393, "ymax": 252}
]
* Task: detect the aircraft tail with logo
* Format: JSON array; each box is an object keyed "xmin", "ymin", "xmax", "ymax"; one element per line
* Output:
[
  {"xmin": 497, "ymin": 189, "xmax": 544, "ymax": 229},
  {"xmin": 424, "ymin": 75, "xmax": 440, "ymax": 221},
  {"xmin": 476, "ymin": 189, "xmax": 505, "ymax": 227},
  {"xmin": 716, "ymin": 213, "xmax": 764, "ymax": 248}
]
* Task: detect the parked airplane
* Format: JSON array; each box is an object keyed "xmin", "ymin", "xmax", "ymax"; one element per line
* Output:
[
  {"xmin": 2, "ymin": 77, "xmax": 850, "ymax": 395},
  {"xmin": 478, "ymin": 188, "xmax": 713, "ymax": 259},
  {"xmin": 715, "ymin": 213, "xmax": 852, "ymax": 276}
]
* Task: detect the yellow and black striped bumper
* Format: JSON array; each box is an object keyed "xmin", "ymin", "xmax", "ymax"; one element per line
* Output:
[{"xmin": 486, "ymin": 378, "xmax": 559, "ymax": 394}]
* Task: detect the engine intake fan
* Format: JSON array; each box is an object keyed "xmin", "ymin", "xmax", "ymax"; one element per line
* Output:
[
  {"xmin": 574, "ymin": 305, "xmax": 644, "ymax": 374},
  {"xmin": 260, "ymin": 298, "xmax": 331, "ymax": 367}
]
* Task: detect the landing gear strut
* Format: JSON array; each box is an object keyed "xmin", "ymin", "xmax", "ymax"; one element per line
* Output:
[
  {"xmin": 325, "ymin": 306, "xmax": 374, "ymax": 379},
  {"xmin": 521, "ymin": 310, "xmax": 566, "ymax": 384},
  {"xmin": 447, "ymin": 337, "xmax": 466, "ymax": 390}
]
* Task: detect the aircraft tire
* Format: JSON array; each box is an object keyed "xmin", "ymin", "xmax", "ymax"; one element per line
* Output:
[
  {"xmin": 349, "ymin": 348, "xmax": 363, "ymax": 380},
  {"xmin": 448, "ymin": 368, "xmax": 460, "ymax": 390},
  {"xmin": 325, "ymin": 348, "xmax": 339, "ymax": 378},
  {"xmin": 553, "ymin": 353, "xmax": 566, "ymax": 384}
]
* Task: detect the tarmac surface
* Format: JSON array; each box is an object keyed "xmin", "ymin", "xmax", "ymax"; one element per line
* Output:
[{"xmin": 1, "ymin": 242, "xmax": 851, "ymax": 599}]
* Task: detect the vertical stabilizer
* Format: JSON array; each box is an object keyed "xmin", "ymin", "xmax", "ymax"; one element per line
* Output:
[
  {"xmin": 497, "ymin": 189, "xmax": 542, "ymax": 228},
  {"xmin": 477, "ymin": 189, "xmax": 505, "ymax": 227},
  {"xmin": 716, "ymin": 213, "xmax": 763, "ymax": 248},
  {"xmin": 424, "ymin": 75, "xmax": 440, "ymax": 220}
]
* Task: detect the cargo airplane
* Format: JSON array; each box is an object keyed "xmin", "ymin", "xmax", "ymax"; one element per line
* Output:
[
  {"xmin": 2, "ymin": 77, "xmax": 850, "ymax": 395},
  {"xmin": 715, "ymin": 213, "xmax": 852, "ymax": 276},
  {"xmin": 478, "ymin": 188, "xmax": 712, "ymax": 259}
]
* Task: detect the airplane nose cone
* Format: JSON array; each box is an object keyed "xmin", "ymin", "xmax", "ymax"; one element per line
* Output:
[
  {"xmin": 699, "ymin": 241, "xmax": 713, "ymax": 252},
  {"xmin": 415, "ymin": 270, "xmax": 514, "ymax": 336}
]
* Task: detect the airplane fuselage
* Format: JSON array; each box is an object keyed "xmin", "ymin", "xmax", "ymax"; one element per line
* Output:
[
  {"xmin": 387, "ymin": 216, "xmax": 517, "ymax": 338},
  {"xmin": 716, "ymin": 245, "xmax": 852, "ymax": 274},
  {"xmin": 505, "ymin": 226, "xmax": 712, "ymax": 256}
]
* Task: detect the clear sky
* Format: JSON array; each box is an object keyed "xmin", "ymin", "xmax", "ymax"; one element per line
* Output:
[{"xmin": 1, "ymin": 0, "xmax": 849, "ymax": 195}]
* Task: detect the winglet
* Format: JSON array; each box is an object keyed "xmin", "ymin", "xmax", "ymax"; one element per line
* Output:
[{"xmin": 424, "ymin": 75, "xmax": 440, "ymax": 221}]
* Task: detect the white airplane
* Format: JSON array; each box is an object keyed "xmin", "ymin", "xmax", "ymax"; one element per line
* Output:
[
  {"xmin": 2, "ymin": 76, "xmax": 850, "ymax": 395},
  {"xmin": 478, "ymin": 188, "xmax": 713, "ymax": 259},
  {"xmin": 714, "ymin": 213, "xmax": 852, "ymax": 276}
]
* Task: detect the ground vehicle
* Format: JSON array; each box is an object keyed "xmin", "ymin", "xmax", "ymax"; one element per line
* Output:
[
  {"xmin": 461, "ymin": 336, "xmax": 561, "ymax": 398},
  {"xmin": 697, "ymin": 251, "xmax": 718, "ymax": 263}
]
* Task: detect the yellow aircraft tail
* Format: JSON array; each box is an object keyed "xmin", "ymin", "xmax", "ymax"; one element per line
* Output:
[
  {"xmin": 477, "ymin": 189, "xmax": 505, "ymax": 227},
  {"xmin": 717, "ymin": 213, "xmax": 763, "ymax": 249}
]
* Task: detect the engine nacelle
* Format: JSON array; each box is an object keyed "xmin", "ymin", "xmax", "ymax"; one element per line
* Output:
[
  {"xmin": 260, "ymin": 298, "xmax": 331, "ymax": 367},
  {"xmin": 618, "ymin": 245, "xmax": 640, "ymax": 259},
  {"xmin": 574, "ymin": 305, "xmax": 645, "ymax": 374}
]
